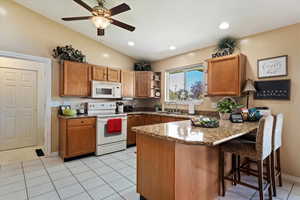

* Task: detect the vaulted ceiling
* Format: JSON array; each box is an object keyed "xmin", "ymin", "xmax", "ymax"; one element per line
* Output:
[{"xmin": 14, "ymin": 0, "xmax": 300, "ymax": 61}]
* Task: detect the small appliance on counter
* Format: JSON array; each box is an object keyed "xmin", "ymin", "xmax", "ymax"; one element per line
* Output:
[
  {"xmin": 116, "ymin": 102, "xmax": 124, "ymax": 113},
  {"xmin": 124, "ymin": 105, "xmax": 134, "ymax": 112}
]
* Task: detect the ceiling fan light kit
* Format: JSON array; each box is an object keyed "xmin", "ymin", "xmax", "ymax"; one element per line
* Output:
[{"xmin": 62, "ymin": 0, "xmax": 135, "ymax": 36}]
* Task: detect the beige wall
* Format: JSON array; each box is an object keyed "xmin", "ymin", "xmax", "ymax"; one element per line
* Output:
[
  {"xmin": 152, "ymin": 23, "xmax": 300, "ymax": 177},
  {"xmin": 0, "ymin": 1, "xmax": 137, "ymax": 152}
]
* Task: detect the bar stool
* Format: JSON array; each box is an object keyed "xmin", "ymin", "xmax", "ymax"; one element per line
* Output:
[
  {"xmin": 220, "ymin": 115, "xmax": 274, "ymax": 200},
  {"xmin": 239, "ymin": 114, "xmax": 284, "ymax": 197},
  {"xmin": 271, "ymin": 114, "xmax": 284, "ymax": 196}
]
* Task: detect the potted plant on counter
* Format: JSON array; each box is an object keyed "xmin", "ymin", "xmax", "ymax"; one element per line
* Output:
[{"xmin": 217, "ymin": 97, "xmax": 243, "ymax": 120}]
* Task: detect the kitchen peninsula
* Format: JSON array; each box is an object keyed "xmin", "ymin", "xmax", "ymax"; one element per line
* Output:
[{"xmin": 132, "ymin": 120, "xmax": 259, "ymax": 200}]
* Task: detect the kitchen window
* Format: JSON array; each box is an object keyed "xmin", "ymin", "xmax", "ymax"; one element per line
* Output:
[{"xmin": 165, "ymin": 65, "xmax": 205, "ymax": 103}]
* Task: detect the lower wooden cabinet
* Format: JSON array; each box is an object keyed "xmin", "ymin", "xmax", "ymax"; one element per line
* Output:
[
  {"xmin": 59, "ymin": 117, "xmax": 96, "ymax": 159},
  {"xmin": 127, "ymin": 114, "xmax": 187, "ymax": 146},
  {"xmin": 127, "ymin": 115, "xmax": 145, "ymax": 146}
]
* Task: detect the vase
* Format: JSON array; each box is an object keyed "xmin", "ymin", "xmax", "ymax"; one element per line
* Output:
[{"xmin": 219, "ymin": 112, "xmax": 230, "ymax": 120}]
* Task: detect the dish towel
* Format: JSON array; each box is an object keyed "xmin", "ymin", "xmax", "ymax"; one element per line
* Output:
[{"xmin": 107, "ymin": 118, "xmax": 122, "ymax": 134}]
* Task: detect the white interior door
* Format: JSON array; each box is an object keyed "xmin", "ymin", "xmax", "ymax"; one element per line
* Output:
[{"xmin": 0, "ymin": 67, "xmax": 38, "ymax": 151}]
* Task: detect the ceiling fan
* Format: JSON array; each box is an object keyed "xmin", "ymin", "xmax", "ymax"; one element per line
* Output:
[{"xmin": 62, "ymin": 0, "xmax": 135, "ymax": 36}]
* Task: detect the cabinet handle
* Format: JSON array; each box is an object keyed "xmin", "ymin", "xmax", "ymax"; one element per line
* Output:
[{"xmin": 81, "ymin": 121, "xmax": 84, "ymax": 123}]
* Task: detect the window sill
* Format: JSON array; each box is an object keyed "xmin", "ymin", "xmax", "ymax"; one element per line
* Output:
[{"xmin": 164, "ymin": 99, "xmax": 204, "ymax": 105}]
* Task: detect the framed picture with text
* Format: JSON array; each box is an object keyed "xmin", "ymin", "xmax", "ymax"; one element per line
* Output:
[{"xmin": 257, "ymin": 55, "xmax": 288, "ymax": 79}]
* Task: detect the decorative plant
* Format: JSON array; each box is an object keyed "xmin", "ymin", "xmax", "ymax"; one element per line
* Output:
[
  {"xmin": 52, "ymin": 45, "xmax": 86, "ymax": 63},
  {"xmin": 134, "ymin": 61, "xmax": 151, "ymax": 71},
  {"xmin": 154, "ymin": 103, "xmax": 162, "ymax": 111},
  {"xmin": 212, "ymin": 36, "xmax": 238, "ymax": 58},
  {"xmin": 217, "ymin": 98, "xmax": 243, "ymax": 114}
]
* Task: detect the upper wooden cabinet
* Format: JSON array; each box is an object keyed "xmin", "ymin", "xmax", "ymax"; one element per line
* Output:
[
  {"xmin": 60, "ymin": 61, "xmax": 91, "ymax": 97},
  {"xmin": 107, "ymin": 68, "xmax": 121, "ymax": 82},
  {"xmin": 91, "ymin": 65, "xmax": 121, "ymax": 82},
  {"xmin": 121, "ymin": 71, "xmax": 135, "ymax": 97},
  {"xmin": 135, "ymin": 71, "xmax": 154, "ymax": 98},
  {"xmin": 206, "ymin": 54, "xmax": 246, "ymax": 96},
  {"xmin": 91, "ymin": 65, "xmax": 107, "ymax": 81}
]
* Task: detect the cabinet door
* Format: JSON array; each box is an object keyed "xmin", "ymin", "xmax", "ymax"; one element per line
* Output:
[
  {"xmin": 161, "ymin": 117, "xmax": 186, "ymax": 123},
  {"xmin": 144, "ymin": 115, "xmax": 162, "ymax": 125},
  {"xmin": 135, "ymin": 71, "xmax": 153, "ymax": 97},
  {"xmin": 207, "ymin": 55, "xmax": 244, "ymax": 96},
  {"xmin": 66, "ymin": 125, "xmax": 96, "ymax": 157},
  {"xmin": 92, "ymin": 66, "xmax": 107, "ymax": 81},
  {"xmin": 61, "ymin": 61, "xmax": 90, "ymax": 96},
  {"xmin": 127, "ymin": 115, "xmax": 145, "ymax": 146},
  {"xmin": 107, "ymin": 68, "xmax": 121, "ymax": 82},
  {"xmin": 121, "ymin": 71, "xmax": 135, "ymax": 97}
]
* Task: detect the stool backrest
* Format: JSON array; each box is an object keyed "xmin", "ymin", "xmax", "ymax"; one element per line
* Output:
[
  {"xmin": 273, "ymin": 113, "xmax": 284, "ymax": 151},
  {"xmin": 256, "ymin": 115, "xmax": 274, "ymax": 160}
]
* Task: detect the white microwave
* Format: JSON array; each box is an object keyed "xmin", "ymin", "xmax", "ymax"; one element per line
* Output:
[{"xmin": 91, "ymin": 81, "xmax": 122, "ymax": 99}]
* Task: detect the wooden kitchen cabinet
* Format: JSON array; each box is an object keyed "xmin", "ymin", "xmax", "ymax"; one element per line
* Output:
[
  {"xmin": 92, "ymin": 65, "xmax": 121, "ymax": 82},
  {"xmin": 127, "ymin": 115, "xmax": 145, "ymax": 146},
  {"xmin": 59, "ymin": 117, "xmax": 96, "ymax": 160},
  {"xmin": 121, "ymin": 71, "xmax": 135, "ymax": 97},
  {"xmin": 60, "ymin": 60, "xmax": 91, "ymax": 97},
  {"xmin": 144, "ymin": 115, "xmax": 162, "ymax": 125},
  {"xmin": 91, "ymin": 65, "xmax": 107, "ymax": 81},
  {"xmin": 135, "ymin": 71, "xmax": 154, "ymax": 98},
  {"xmin": 107, "ymin": 68, "xmax": 121, "ymax": 82},
  {"xmin": 206, "ymin": 54, "xmax": 246, "ymax": 96}
]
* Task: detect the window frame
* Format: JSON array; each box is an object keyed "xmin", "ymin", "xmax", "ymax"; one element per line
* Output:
[{"xmin": 165, "ymin": 63, "xmax": 206, "ymax": 104}]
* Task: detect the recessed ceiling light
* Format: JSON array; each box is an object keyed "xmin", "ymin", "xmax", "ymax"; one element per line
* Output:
[
  {"xmin": 169, "ymin": 45, "xmax": 176, "ymax": 50},
  {"xmin": 219, "ymin": 22, "xmax": 230, "ymax": 30},
  {"xmin": 103, "ymin": 53, "xmax": 109, "ymax": 58},
  {"xmin": 128, "ymin": 41, "xmax": 135, "ymax": 46}
]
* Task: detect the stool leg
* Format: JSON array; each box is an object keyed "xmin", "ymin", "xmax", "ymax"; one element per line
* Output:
[
  {"xmin": 232, "ymin": 154, "xmax": 237, "ymax": 186},
  {"xmin": 271, "ymin": 151, "xmax": 277, "ymax": 196},
  {"xmin": 277, "ymin": 149, "xmax": 283, "ymax": 187},
  {"xmin": 220, "ymin": 151, "xmax": 225, "ymax": 196},
  {"xmin": 257, "ymin": 160, "xmax": 264, "ymax": 200},
  {"xmin": 266, "ymin": 156, "xmax": 273, "ymax": 200},
  {"xmin": 237, "ymin": 155, "xmax": 241, "ymax": 183}
]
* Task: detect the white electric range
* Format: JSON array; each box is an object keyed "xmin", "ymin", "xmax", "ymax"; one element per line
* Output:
[{"xmin": 87, "ymin": 102, "xmax": 127, "ymax": 156}]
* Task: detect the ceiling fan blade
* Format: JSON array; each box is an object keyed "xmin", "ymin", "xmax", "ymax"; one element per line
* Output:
[
  {"xmin": 62, "ymin": 16, "xmax": 92, "ymax": 21},
  {"xmin": 110, "ymin": 3, "xmax": 130, "ymax": 16},
  {"xmin": 111, "ymin": 19, "xmax": 135, "ymax": 32},
  {"xmin": 97, "ymin": 28, "xmax": 105, "ymax": 36},
  {"xmin": 73, "ymin": 0, "xmax": 94, "ymax": 13}
]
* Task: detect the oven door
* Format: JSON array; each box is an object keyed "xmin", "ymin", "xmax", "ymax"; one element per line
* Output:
[{"xmin": 97, "ymin": 116, "xmax": 127, "ymax": 145}]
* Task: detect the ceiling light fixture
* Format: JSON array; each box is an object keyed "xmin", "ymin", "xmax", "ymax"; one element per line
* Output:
[
  {"xmin": 219, "ymin": 22, "xmax": 230, "ymax": 30},
  {"xmin": 92, "ymin": 16, "xmax": 111, "ymax": 29},
  {"xmin": 169, "ymin": 45, "xmax": 176, "ymax": 50},
  {"xmin": 128, "ymin": 41, "xmax": 135, "ymax": 46}
]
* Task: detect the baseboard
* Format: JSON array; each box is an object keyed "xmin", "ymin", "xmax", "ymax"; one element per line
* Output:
[
  {"xmin": 282, "ymin": 173, "xmax": 300, "ymax": 184},
  {"xmin": 48, "ymin": 152, "xmax": 58, "ymax": 157}
]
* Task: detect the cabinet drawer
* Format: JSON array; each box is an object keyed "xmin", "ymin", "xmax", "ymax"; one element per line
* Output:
[{"xmin": 67, "ymin": 118, "xmax": 96, "ymax": 127}]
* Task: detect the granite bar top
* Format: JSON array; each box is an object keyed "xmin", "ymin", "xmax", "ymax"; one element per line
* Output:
[{"xmin": 132, "ymin": 120, "xmax": 259, "ymax": 146}]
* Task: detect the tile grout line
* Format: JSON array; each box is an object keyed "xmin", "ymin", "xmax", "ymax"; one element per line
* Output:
[
  {"xmin": 81, "ymin": 158, "xmax": 128, "ymax": 200},
  {"xmin": 100, "ymin": 152, "xmax": 137, "ymax": 184},
  {"xmin": 64, "ymin": 162, "xmax": 96, "ymax": 200},
  {"xmin": 40, "ymin": 157, "xmax": 63, "ymax": 200},
  {"xmin": 21, "ymin": 162, "xmax": 30, "ymax": 200},
  {"xmin": 287, "ymin": 183, "xmax": 295, "ymax": 200}
]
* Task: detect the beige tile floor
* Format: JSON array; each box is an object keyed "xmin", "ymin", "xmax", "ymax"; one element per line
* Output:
[
  {"xmin": 0, "ymin": 146, "xmax": 299, "ymax": 200},
  {"xmin": 0, "ymin": 146, "xmax": 45, "ymax": 165}
]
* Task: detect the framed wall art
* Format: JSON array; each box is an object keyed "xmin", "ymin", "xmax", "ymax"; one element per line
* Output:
[{"xmin": 257, "ymin": 55, "xmax": 288, "ymax": 79}]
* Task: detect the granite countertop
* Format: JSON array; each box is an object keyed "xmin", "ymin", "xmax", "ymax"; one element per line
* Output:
[
  {"xmin": 132, "ymin": 120, "xmax": 259, "ymax": 146},
  {"xmin": 58, "ymin": 114, "xmax": 99, "ymax": 119},
  {"xmin": 58, "ymin": 111, "xmax": 217, "ymax": 119}
]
